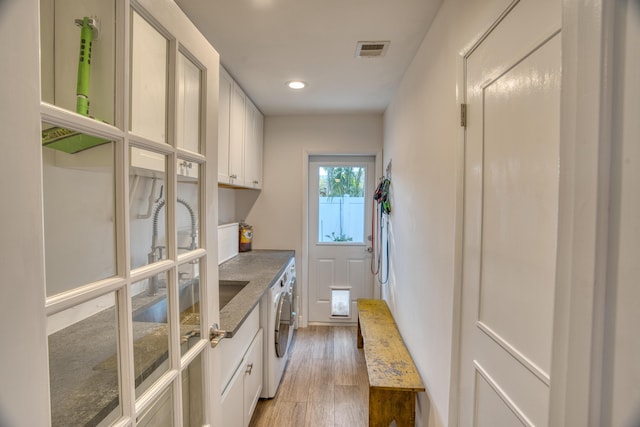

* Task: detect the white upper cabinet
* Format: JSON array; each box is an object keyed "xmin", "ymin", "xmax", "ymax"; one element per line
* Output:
[
  {"xmin": 218, "ymin": 67, "xmax": 263, "ymax": 189},
  {"xmin": 244, "ymin": 99, "xmax": 263, "ymax": 189},
  {"xmin": 229, "ymin": 81, "xmax": 246, "ymax": 185},
  {"xmin": 218, "ymin": 68, "xmax": 232, "ymax": 182}
]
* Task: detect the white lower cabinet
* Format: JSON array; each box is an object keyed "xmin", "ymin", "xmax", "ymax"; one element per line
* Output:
[
  {"xmin": 221, "ymin": 365, "xmax": 244, "ymax": 427},
  {"xmin": 220, "ymin": 305, "xmax": 263, "ymax": 427},
  {"xmin": 242, "ymin": 329, "xmax": 263, "ymax": 421}
]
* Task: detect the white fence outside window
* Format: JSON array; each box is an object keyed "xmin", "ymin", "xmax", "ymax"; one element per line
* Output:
[{"xmin": 318, "ymin": 195, "xmax": 364, "ymax": 243}]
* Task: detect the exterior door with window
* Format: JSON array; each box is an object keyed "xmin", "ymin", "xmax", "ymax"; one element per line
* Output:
[{"xmin": 308, "ymin": 156, "xmax": 375, "ymax": 323}]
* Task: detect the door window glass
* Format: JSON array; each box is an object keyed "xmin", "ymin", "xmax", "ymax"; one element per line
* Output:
[
  {"xmin": 182, "ymin": 353, "xmax": 205, "ymax": 426},
  {"xmin": 48, "ymin": 292, "xmax": 121, "ymax": 426},
  {"xmin": 179, "ymin": 259, "xmax": 202, "ymax": 356},
  {"xmin": 130, "ymin": 11, "xmax": 168, "ymax": 143},
  {"xmin": 317, "ymin": 166, "xmax": 366, "ymax": 243},
  {"xmin": 40, "ymin": 0, "xmax": 117, "ymax": 125},
  {"xmin": 177, "ymin": 52, "xmax": 202, "ymax": 153},
  {"xmin": 130, "ymin": 147, "xmax": 168, "ymax": 269},
  {"xmin": 42, "ymin": 131, "xmax": 116, "ymax": 297},
  {"xmin": 177, "ymin": 159, "xmax": 200, "ymax": 255},
  {"xmin": 131, "ymin": 272, "xmax": 171, "ymax": 398},
  {"xmin": 136, "ymin": 387, "xmax": 174, "ymax": 426}
]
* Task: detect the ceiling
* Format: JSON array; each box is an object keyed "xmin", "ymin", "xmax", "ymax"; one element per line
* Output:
[{"xmin": 174, "ymin": 0, "xmax": 442, "ymax": 115}]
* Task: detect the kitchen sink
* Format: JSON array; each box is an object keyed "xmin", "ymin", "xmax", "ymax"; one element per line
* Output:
[
  {"xmin": 133, "ymin": 279, "xmax": 200, "ymax": 324},
  {"xmin": 132, "ymin": 278, "xmax": 248, "ymax": 321},
  {"xmin": 219, "ymin": 280, "xmax": 250, "ymax": 310}
]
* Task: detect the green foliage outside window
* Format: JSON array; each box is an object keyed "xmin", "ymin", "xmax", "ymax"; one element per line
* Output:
[{"xmin": 319, "ymin": 167, "xmax": 364, "ymax": 198}]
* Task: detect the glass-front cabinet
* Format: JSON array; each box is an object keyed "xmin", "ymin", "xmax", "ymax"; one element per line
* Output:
[{"xmin": 39, "ymin": 0, "xmax": 219, "ymax": 425}]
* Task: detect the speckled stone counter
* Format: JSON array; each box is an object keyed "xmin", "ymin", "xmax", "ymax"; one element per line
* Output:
[
  {"xmin": 47, "ymin": 250, "xmax": 293, "ymax": 425},
  {"xmin": 218, "ymin": 249, "xmax": 295, "ymax": 337}
]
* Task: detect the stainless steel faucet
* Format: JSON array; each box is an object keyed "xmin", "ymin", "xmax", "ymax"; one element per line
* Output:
[{"xmin": 147, "ymin": 198, "xmax": 198, "ymax": 296}]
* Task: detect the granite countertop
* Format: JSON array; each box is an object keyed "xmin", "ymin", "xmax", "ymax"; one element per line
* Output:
[
  {"xmin": 218, "ymin": 249, "xmax": 295, "ymax": 337},
  {"xmin": 48, "ymin": 285, "xmax": 200, "ymax": 426},
  {"xmin": 48, "ymin": 250, "xmax": 293, "ymax": 425}
]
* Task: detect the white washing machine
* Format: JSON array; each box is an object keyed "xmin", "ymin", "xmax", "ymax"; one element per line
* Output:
[{"xmin": 260, "ymin": 258, "xmax": 296, "ymax": 398}]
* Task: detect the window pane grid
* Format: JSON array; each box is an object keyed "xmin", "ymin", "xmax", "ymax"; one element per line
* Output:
[{"xmin": 43, "ymin": 2, "xmax": 210, "ymax": 425}]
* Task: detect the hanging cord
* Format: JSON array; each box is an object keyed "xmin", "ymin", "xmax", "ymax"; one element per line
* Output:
[
  {"xmin": 378, "ymin": 211, "xmax": 389, "ymax": 285},
  {"xmin": 371, "ymin": 195, "xmax": 381, "ymax": 275},
  {"xmin": 371, "ymin": 176, "xmax": 391, "ymax": 284}
]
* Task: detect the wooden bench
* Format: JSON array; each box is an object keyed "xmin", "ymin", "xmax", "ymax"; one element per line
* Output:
[{"xmin": 357, "ymin": 298, "xmax": 426, "ymax": 427}]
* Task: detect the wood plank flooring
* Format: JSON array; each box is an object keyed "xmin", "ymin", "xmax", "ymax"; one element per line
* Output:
[{"xmin": 249, "ymin": 325, "xmax": 369, "ymax": 427}]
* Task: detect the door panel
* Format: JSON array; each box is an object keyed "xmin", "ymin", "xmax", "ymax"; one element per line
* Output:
[
  {"xmin": 479, "ymin": 35, "xmax": 560, "ymax": 376},
  {"xmin": 475, "ymin": 370, "xmax": 528, "ymax": 427},
  {"xmin": 459, "ymin": 0, "xmax": 561, "ymax": 425}
]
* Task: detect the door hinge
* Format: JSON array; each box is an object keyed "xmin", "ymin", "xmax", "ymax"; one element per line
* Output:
[{"xmin": 460, "ymin": 103, "xmax": 467, "ymax": 128}]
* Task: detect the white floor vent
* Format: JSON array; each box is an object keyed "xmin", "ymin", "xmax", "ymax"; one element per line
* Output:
[{"xmin": 355, "ymin": 41, "xmax": 390, "ymax": 58}]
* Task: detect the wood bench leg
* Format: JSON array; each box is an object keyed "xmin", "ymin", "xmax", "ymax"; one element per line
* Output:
[{"xmin": 369, "ymin": 388, "xmax": 416, "ymax": 427}]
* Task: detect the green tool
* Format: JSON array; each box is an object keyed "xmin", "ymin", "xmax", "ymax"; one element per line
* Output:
[{"xmin": 42, "ymin": 17, "xmax": 110, "ymax": 154}]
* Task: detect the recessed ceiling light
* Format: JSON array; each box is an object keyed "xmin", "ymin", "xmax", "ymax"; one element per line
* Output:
[{"xmin": 287, "ymin": 81, "xmax": 306, "ymax": 90}]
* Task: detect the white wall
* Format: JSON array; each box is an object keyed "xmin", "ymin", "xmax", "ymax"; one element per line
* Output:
[
  {"xmin": 243, "ymin": 113, "xmax": 382, "ymax": 324},
  {"xmin": 382, "ymin": 0, "xmax": 515, "ymax": 426},
  {"xmin": 218, "ymin": 187, "xmax": 236, "ymax": 224}
]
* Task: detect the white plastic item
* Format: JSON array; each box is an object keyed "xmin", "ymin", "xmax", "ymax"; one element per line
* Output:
[
  {"xmin": 218, "ymin": 222, "xmax": 239, "ymax": 264},
  {"xmin": 330, "ymin": 287, "xmax": 351, "ymax": 317}
]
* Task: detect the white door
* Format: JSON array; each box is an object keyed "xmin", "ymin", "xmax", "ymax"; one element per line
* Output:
[
  {"xmin": 459, "ymin": 0, "xmax": 561, "ymax": 425},
  {"xmin": 36, "ymin": 1, "xmax": 221, "ymax": 426},
  {"xmin": 308, "ymin": 156, "xmax": 375, "ymax": 323}
]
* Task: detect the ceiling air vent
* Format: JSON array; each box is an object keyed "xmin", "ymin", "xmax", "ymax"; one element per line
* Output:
[{"xmin": 355, "ymin": 41, "xmax": 390, "ymax": 58}]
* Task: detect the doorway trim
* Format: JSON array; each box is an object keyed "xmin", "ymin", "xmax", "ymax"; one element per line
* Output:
[
  {"xmin": 548, "ymin": 1, "xmax": 616, "ymax": 426},
  {"xmin": 300, "ymin": 149, "xmax": 383, "ymax": 328}
]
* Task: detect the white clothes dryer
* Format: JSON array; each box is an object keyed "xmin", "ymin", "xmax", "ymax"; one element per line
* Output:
[{"xmin": 260, "ymin": 258, "xmax": 296, "ymax": 398}]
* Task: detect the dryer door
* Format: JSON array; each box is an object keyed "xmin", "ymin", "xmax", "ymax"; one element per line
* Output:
[{"xmin": 274, "ymin": 291, "xmax": 292, "ymax": 357}]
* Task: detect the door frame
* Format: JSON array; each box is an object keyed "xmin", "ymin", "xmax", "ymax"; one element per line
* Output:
[
  {"xmin": 300, "ymin": 149, "xmax": 383, "ymax": 328},
  {"xmin": 449, "ymin": 0, "xmax": 617, "ymax": 426},
  {"xmin": 548, "ymin": 0, "xmax": 617, "ymax": 425}
]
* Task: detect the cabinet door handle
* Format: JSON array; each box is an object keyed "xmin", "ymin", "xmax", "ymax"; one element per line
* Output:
[
  {"xmin": 245, "ymin": 363, "xmax": 253, "ymax": 375},
  {"xmin": 230, "ymin": 174, "xmax": 237, "ymax": 179}
]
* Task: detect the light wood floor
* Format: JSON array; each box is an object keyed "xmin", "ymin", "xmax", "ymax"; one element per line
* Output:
[{"xmin": 249, "ymin": 325, "xmax": 369, "ymax": 427}]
